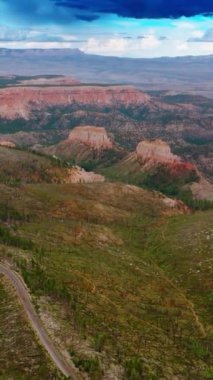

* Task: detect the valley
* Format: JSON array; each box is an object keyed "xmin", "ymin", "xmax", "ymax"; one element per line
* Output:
[
  {"xmin": 0, "ymin": 75, "xmax": 212, "ymax": 195},
  {"xmin": 0, "ymin": 74, "xmax": 212, "ymax": 380},
  {"xmin": 1, "ymin": 0, "xmax": 213, "ymax": 375},
  {"xmin": 0, "ymin": 144, "xmax": 212, "ymax": 379}
]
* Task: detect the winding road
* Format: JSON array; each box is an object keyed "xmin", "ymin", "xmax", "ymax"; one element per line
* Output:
[{"xmin": 0, "ymin": 263, "xmax": 79, "ymax": 380}]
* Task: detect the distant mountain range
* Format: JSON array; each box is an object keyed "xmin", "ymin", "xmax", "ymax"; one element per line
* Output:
[{"xmin": 0, "ymin": 49, "xmax": 213, "ymax": 98}]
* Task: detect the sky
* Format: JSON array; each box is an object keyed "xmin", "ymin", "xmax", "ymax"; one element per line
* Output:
[{"xmin": 0, "ymin": 0, "xmax": 213, "ymax": 57}]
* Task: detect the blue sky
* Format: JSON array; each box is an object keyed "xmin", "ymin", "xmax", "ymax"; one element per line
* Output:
[{"xmin": 0, "ymin": 0, "xmax": 212, "ymax": 57}]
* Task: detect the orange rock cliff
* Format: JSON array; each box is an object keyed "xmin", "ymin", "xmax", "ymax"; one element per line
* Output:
[{"xmin": 0, "ymin": 85, "xmax": 151, "ymax": 119}]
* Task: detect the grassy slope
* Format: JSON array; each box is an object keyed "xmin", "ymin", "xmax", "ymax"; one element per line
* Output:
[
  {"xmin": 100, "ymin": 153, "xmax": 143, "ymax": 184},
  {"xmin": 0, "ymin": 180, "xmax": 212, "ymax": 379},
  {"xmin": 101, "ymin": 154, "xmax": 213, "ymax": 211},
  {"xmin": 0, "ymin": 146, "xmax": 68, "ymax": 184},
  {"xmin": 0, "ymin": 147, "xmax": 212, "ymax": 379}
]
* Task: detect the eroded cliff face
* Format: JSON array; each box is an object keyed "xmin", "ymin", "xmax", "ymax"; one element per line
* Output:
[
  {"xmin": 68, "ymin": 126, "xmax": 113, "ymax": 150},
  {"xmin": 0, "ymin": 85, "xmax": 151, "ymax": 119},
  {"xmin": 136, "ymin": 139, "xmax": 180, "ymax": 165},
  {"xmin": 41, "ymin": 125, "xmax": 116, "ymax": 162},
  {"xmin": 136, "ymin": 139, "xmax": 198, "ymax": 179}
]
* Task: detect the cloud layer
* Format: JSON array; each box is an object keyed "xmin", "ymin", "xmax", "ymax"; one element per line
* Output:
[
  {"xmin": 55, "ymin": 0, "xmax": 213, "ymax": 19},
  {"xmin": 1, "ymin": 0, "xmax": 213, "ymax": 25},
  {"xmin": 189, "ymin": 28, "xmax": 213, "ymax": 42},
  {"xmin": 0, "ymin": 0, "xmax": 213, "ymax": 58}
]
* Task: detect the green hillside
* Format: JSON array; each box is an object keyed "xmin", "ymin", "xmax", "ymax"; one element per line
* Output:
[
  {"xmin": 0, "ymin": 146, "xmax": 70, "ymax": 185},
  {"xmin": 0, "ymin": 147, "xmax": 212, "ymax": 379}
]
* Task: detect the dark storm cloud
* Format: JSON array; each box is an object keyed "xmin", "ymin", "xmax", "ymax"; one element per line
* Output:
[
  {"xmin": 54, "ymin": 0, "xmax": 213, "ymax": 19},
  {"xmin": 2, "ymin": 0, "xmax": 213, "ymax": 26},
  {"xmin": 75, "ymin": 14, "xmax": 99, "ymax": 21}
]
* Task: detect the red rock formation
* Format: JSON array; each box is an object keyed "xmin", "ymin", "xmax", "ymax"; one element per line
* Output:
[
  {"xmin": 136, "ymin": 139, "xmax": 180, "ymax": 165},
  {"xmin": 166, "ymin": 161, "xmax": 197, "ymax": 178},
  {"xmin": 68, "ymin": 126, "xmax": 113, "ymax": 150},
  {"xmin": 136, "ymin": 139, "xmax": 198, "ymax": 178},
  {"xmin": 0, "ymin": 85, "xmax": 151, "ymax": 119}
]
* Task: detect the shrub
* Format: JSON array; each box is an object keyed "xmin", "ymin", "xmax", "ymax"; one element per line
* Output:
[
  {"xmin": 72, "ymin": 355, "xmax": 102, "ymax": 379},
  {"xmin": 124, "ymin": 357, "xmax": 145, "ymax": 380},
  {"xmin": 93, "ymin": 333, "xmax": 107, "ymax": 352},
  {"xmin": 188, "ymin": 339, "xmax": 209, "ymax": 360},
  {"xmin": 0, "ymin": 225, "xmax": 34, "ymax": 250}
]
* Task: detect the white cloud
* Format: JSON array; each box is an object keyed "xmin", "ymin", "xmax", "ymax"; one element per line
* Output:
[
  {"xmin": 83, "ymin": 35, "xmax": 161, "ymax": 56},
  {"xmin": 172, "ymin": 20, "xmax": 195, "ymax": 30},
  {"xmin": 190, "ymin": 30, "xmax": 204, "ymax": 39},
  {"xmin": 176, "ymin": 41, "xmax": 189, "ymax": 51},
  {"xmin": 139, "ymin": 35, "xmax": 160, "ymax": 49},
  {"xmin": 0, "ymin": 25, "xmax": 77, "ymax": 43},
  {"xmin": 0, "ymin": 41, "xmax": 74, "ymax": 49},
  {"xmin": 0, "ymin": 16, "xmax": 213, "ymax": 58},
  {"xmin": 198, "ymin": 42, "xmax": 213, "ymax": 51},
  {"xmin": 189, "ymin": 28, "xmax": 213, "ymax": 42},
  {"xmin": 84, "ymin": 37, "xmax": 128, "ymax": 55}
]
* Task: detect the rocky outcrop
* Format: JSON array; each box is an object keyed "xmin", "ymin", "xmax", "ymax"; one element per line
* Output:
[
  {"xmin": 162, "ymin": 197, "xmax": 189, "ymax": 214},
  {"xmin": 41, "ymin": 125, "xmax": 116, "ymax": 162},
  {"xmin": 136, "ymin": 140, "xmax": 200, "ymax": 186},
  {"xmin": 136, "ymin": 139, "xmax": 198, "ymax": 176},
  {"xmin": 0, "ymin": 140, "xmax": 16, "ymax": 148},
  {"xmin": 0, "ymin": 85, "xmax": 151, "ymax": 119},
  {"xmin": 190, "ymin": 177, "xmax": 213, "ymax": 200},
  {"xmin": 66, "ymin": 166, "xmax": 105, "ymax": 184},
  {"xmin": 68, "ymin": 126, "xmax": 113, "ymax": 150},
  {"xmin": 136, "ymin": 139, "xmax": 180, "ymax": 165}
]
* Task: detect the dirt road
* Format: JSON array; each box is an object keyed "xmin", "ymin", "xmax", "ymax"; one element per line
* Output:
[{"xmin": 0, "ymin": 263, "xmax": 79, "ymax": 379}]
